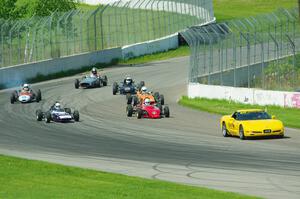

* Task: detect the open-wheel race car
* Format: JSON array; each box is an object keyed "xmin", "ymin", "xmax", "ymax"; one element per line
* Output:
[
  {"xmin": 10, "ymin": 84, "xmax": 42, "ymax": 104},
  {"xmin": 133, "ymin": 87, "xmax": 165, "ymax": 105},
  {"xmin": 112, "ymin": 76, "xmax": 145, "ymax": 96},
  {"xmin": 126, "ymin": 86, "xmax": 165, "ymax": 106},
  {"xmin": 75, "ymin": 74, "xmax": 108, "ymax": 89},
  {"xmin": 126, "ymin": 98, "xmax": 170, "ymax": 119},
  {"xmin": 36, "ymin": 102, "xmax": 79, "ymax": 123}
]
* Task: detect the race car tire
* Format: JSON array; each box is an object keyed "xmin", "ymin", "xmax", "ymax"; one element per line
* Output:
[
  {"xmin": 159, "ymin": 94, "xmax": 165, "ymax": 105},
  {"xmin": 10, "ymin": 93, "xmax": 15, "ymax": 104},
  {"xmin": 113, "ymin": 82, "xmax": 118, "ymax": 95},
  {"xmin": 239, "ymin": 125, "xmax": 246, "ymax": 140},
  {"xmin": 65, "ymin": 108, "xmax": 72, "ymax": 114},
  {"xmin": 75, "ymin": 79, "xmax": 80, "ymax": 89},
  {"xmin": 222, "ymin": 122, "xmax": 229, "ymax": 137},
  {"xmin": 133, "ymin": 96, "xmax": 138, "ymax": 106},
  {"xmin": 164, "ymin": 106, "xmax": 170, "ymax": 118},
  {"xmin": 97, "ymin": 79, "xmax": 102, "ymax": 88},
  {"xmin": 36, "ymin": 89, "xmax": 41, "ymax": 102},
  {"xmin": 137, "ymin": 109, "xmax": 143, "ymax": 119},
  {"xmin": 36, "ymin": 110, "xmax": 43, "ymax": 121},
  {"xmin": 127, "ymin": 95, "xmax": 133, "ymax": 105},
  {"xmin": 126, "ymin": 105, "xmax": 133, "ymax": 117},
  {"xmin": 73, "ymin": 110, "xmax": 80, "ymax": 122},
  {"xmin": 45, "ymin": 112, "xmax": 51, "ymax": 123},
  {"xmin": 103, "ymin": 75, "xmax": 108, "ymax": 86}
]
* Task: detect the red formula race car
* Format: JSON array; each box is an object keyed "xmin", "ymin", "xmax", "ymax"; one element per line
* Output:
[{"xmin": 126, "ymin": 98, "xmax": 170, "ymax": 119}]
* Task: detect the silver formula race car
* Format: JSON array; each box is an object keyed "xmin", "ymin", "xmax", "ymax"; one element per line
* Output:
[{"xmin": 36, "ymin": 104, "xmax": 79, "ymax": 123}]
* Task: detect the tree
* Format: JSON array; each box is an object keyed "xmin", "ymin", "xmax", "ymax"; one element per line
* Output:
[
  {"xmin": 0, "ymin": 0, "xmax": 76, "ymax": 19},
  {"xmin": 15, "ymin": 0, "xmax": 76, "ymax": 18},
  {"xmin": 0, "ymin": 0, "xmax": 18, "ymax": 19}
]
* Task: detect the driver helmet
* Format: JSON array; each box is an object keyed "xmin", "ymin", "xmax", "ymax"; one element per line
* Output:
[
  {"xmin": 141, "ymin": 86, "xmax": 147, "ymax": 94},
  {"xmin": 91, "ymin": 67, "xmax": 97, "ymax": 75},
  {"xmin": 144, "ymin": 98, "xmax": 151, "ymax": 106},
  {"xmin": 23, "ymin": 84, "xmax": 30, "ymax": 91},
  {"xmin": 125, "ymin": 77, "xmax": 132, "ymax": 84},
  {"xmin": 54, "ymin": 102, "xmax": 61, "ymax": 110}
]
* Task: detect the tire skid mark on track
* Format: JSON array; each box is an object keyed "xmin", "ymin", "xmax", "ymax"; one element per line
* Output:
[{"xmin": 1, "ymin": 57, "xmax": 300, "ymax": 199}]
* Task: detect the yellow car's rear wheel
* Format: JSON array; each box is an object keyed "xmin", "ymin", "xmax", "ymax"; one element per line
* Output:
[
  {"xmin": 222, "ymin": 123, "xmax": 229, "ymax": 137},
  {"xmin": 239, "ymin": 125, "xmax": 245, "ymax": 140}
]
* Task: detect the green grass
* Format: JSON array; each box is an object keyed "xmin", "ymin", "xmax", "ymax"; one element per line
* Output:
[
  {"xmin": 0, "ymin": 155, "xmax": 258, "ymax": 199},
  {"xmin": 120, "ymin": 45, "xmax": 190, "ymax": 65},
  {"xmin": 213, "ymin": 0, "xmax": 297, "ymax": 22},
  {"xmin": 179, "ymin": 96, "xmax": 300, "ymax": 129},
  {"xmin": 76, "ymin": 3, "xmax": 98, "ymax": 11}
]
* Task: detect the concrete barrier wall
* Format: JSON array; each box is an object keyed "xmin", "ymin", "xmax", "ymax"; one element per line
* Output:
[
  {"xmin": 0, "ymin": 33, "xmax": 179, "ymax": 88},
  {"xmin": 0, "ymin": 48, "xmax": 122, "ymax": 87},
  {"xmin": 188, "ymin": 83, "xmax": 300, "ymax": 108},
  {"xmin": 122, "ymin": 34, "xmax": 179, "ymax": 59}
]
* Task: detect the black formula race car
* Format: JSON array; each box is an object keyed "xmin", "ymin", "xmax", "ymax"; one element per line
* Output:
[
  {"xmin": 75, "ymin": 74, "xmax": 108, "ymax": 89},
  {"xmin": 36, "ymin": 104, "xmax": 79, "ymax": 123}
]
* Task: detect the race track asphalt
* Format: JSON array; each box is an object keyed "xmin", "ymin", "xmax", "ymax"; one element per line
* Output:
[{"xmin": 1, "ymin": 56, "xmax": 300, "ymax": 199}]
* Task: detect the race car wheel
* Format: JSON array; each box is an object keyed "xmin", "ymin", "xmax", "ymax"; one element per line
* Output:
[
  {"xmin": 164, "ymin": 106, "xmax": 170, "ymax": 118},
  {"xmin": 65, "ymin": 108, "xmax": 72, "ymax": 114},
  {"xmin": 73, "ymin": 110, "xmax": 80, "ymax": 122},
  {"xmin": 36, "ymin": 110, "xmax": 43, "ymax": 121},
  {"xmin": 97, "ymin": 79, "xmax": 102, "ymax": 88},
  {"xmin": 75, "ymin": 79, "xmax": 80, "ymax": 89},
  {"xmin": 103, "ymin": 76, "xmax": 108, "ymax": 86},
  {"xmin": 133, "ymin": 96, "xmax": 138, "ymax": 106},
  {"xmin": 222, "ymin": 122, "xmax": 229, "ymax": 137},
  {"xmin": 126, "ymin": 105, "xmax": 133, "ymax": 117},
  {"xmin": 137, "ymin": 109, "xmax": 143, "ymax": 119},
  {"xmin": 160, "ymin": 94, "xmax": 165, "ymax": 105},
  {"xmin": 45, "ymin": 112, "xmax": 51, "ymax": 123},
  {"xmin": 113, "ymin": 82, "xmax": 118, "ymax": 95},
  {"xmin": 127, "ymin": 95, "xmax": 133, "ymax": 105},
  {"xmin": 239, "ymin": 125, "xmax": 245, "ymax": 140},
  {"xmin": 10, "ymin": 93, "xmax": 15, "ymax": 104},
  {"xmin": 36, "ymin": 89, "xmax": 41, "ymax": 102}
]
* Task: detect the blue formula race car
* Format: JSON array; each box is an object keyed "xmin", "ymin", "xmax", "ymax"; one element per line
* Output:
[{"xmin": 112, "ymin": 77, "xmax": 144, "ymax": 96}]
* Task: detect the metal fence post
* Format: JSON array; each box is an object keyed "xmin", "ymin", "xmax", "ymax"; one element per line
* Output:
[
  {"xmin": 286, "ymin": 34, "xmax": 296, "ymax": 89},
  {"xmin": 269, "ymin": 33, "xmax": 280, "ymax": 89},
  {"xmin": 100, "ymin": 4, "xmax": 110, "ymax": 50},
  {"xmin": 138, "ymin": 0, "xmax": 148, "ymax": 42}
]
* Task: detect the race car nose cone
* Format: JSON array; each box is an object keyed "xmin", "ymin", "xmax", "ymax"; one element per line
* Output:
[{"xmin": 19, "ymin": 95, "xmax": 30, "ymax": 102}]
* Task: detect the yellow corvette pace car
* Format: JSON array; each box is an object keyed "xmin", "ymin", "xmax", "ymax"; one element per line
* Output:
[{"xmin": 220, "ymin": 109, "xmax": 284, "ymax": 140}]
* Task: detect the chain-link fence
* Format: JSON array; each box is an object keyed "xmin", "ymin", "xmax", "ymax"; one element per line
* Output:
[
  {"xmin": 181, "ymin": 8, "xmax": 300, "ymax": 91},
  {"xmin": 0, "ymin": 0, "xmax": 215, "ymax": 68}
]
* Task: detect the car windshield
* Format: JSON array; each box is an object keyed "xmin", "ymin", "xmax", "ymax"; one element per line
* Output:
[{"xmin": 236, "ymin": 111, "xmax": 271, "ymax": 121}]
